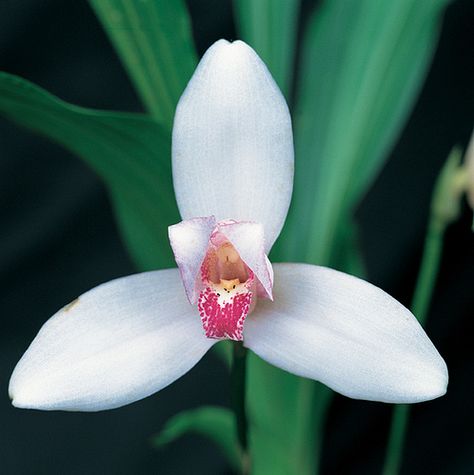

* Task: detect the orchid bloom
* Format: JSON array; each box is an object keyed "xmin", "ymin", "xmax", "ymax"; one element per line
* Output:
[{"xmin": 9, "ymin": 40, "xmax": 448, "ymax": 412}]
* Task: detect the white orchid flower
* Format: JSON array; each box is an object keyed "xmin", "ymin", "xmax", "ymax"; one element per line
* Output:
[{"xmin": 9, "ymin": 40, "xmax": 448, "ymax": 412}]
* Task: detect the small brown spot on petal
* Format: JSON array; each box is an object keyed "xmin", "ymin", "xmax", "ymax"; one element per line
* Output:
[{"xmin": 63, "ymin": 298, "xmax": 80, "ymax": 312}]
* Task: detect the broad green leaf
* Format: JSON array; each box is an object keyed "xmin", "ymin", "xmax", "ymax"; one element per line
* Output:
[
  {"xmin": 241, "ymin": 1, "xmax": 450, "ymax": 473},
  {"xmin": 89, "ymin": 0, "xmax": 197, "ymax": 126},
  {"xmin": 233, "ymin": 3, "xmax": 327, "ymax": 473},
  {"xmin": 152, "ymin": 406, "xmax": 241, "ymax": 472},
  {"xmin": 275, "ymin": 0, "xmax": 451, "ymax": 266},
  {"xmin": 383, "ymin": 147, "xmax": 459, "ymax": 475},
  {"xmin": 233, "ymin": 0, "xmax": 300, "ymax": 98},
  {"xmin": 214, "ymin": 340, "xmax": 233, "ymax": 369},
  {"xmin": 0, "ymin": 72, "xmax": 179, "ymax": 269},
  {"xmin": 247, "ymin": 357, "xmax": 332, "ymax": 475}
]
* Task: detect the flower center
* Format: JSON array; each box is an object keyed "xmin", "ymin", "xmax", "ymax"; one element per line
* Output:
[{"xmin": 198, "ymin": 241, "xmax": 255, "ymax": 341}]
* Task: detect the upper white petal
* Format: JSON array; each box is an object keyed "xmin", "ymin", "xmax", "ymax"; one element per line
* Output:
[
  {"xmin": 172, "ymin": 39, "xmax": 294, "ymax": 252},
  {"xmin": 9, "ymin": 269, "xmax": 214, "ymax": 411},
  {"xmin": 169, "ymin": 216, "xmax": 217, "ymax": 303},
  {"xmin": 244, "ymin": 263, "xmax": 448, "ymax": 403}
]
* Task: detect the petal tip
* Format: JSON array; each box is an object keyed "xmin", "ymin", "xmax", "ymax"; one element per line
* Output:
[
  {"xmin": 8, "ymin": 389, "xmax": 15, "ymax": 405},
  {"xmin": 9, "ymin": 384, "xmax": 34, "ymax": 410},
  {"xmin": 8, "ymin": 372, "xmax": 39, "ymax": 410},
  {"xmin": 8, "ymin": 370, "xmax": 19, "ymax": 402},
  {"xmin": 205, "ymin": 38, "xmax": 259, "ymax": 70},
  {"xmin": 10, "ymin": 396, "xmax": 27, "ymax": 410},
  {"xmin": 425, "ymin": 358, "xmax": 449, "ymax": 401},
  {"xmin": 402, "ymin": 355, "xmax": 448, "ymax": 403},
  {"xmin": 208, "ymin": 38, "xmax": 250, "ymax": 52}
]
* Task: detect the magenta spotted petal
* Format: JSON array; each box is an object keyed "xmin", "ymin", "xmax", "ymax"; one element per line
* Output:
[{"xmin": 198, "ymin": 276, "xmax": 253, "ymax": 340}]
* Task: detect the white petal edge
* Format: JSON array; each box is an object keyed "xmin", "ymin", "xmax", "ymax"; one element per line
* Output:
[
  {"xmin": 244, "ymin": 263, "xmax": 448, "ymax": 403},
  {"xmin": 172, "ymin": 39, "xmax": 294, "ymax": 253},
  {"xmin": 169, "ymin": 216, "xmax": 217, "ymax": 303},
  {"xmin": 9, "ymin": 269, "xmax": 215, "ymax": 411},
  {"xmin": 219, "ymin": 221, "xmax": 273, "ymax": 299}
]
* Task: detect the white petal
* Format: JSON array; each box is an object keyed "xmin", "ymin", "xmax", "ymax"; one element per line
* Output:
[
  {"xmin": 219, "ymin": 221, "xmax": 273, "ymax": 299},
  {"xmin": 9, "ymin": 269, "xmax": 214, "ymax": 411},
  {"xmin": 244, "ymin": 263, "xmax": 448, "ymax": 403},
  {"xmin": 172, "ymin": 39, "xmax": 294, "ymax": 252},
  {"xmin": 169, "ymin": 216, "xmax": 216, "ymax": 303}
]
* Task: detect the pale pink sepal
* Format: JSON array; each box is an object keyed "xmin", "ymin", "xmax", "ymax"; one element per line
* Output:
[
  {"xmin": 168, "ymin": 216, "xmax": 216, "ymax": 304},
  {"xmin": 217, "ymin": 221, "xmax": 273, "ymax": 300}
]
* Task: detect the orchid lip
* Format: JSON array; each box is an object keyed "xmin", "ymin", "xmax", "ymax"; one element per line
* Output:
[{"xmin": 198, "ymin": 240, "xmax": 257, "ymax": 341}]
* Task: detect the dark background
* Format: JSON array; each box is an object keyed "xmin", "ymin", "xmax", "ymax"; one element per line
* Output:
[{"xmin": 0, "ymin": 0, "xmax": 472, "ymax": 474}]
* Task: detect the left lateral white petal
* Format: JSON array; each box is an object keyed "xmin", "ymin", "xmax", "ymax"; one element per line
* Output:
[
  {"xmin": 9, "ymin": 269, "xmax": 214, "ymax": 411},
  {"xmin": 244, "ymin": 263, "xmax": 448, "ymax": 403}
]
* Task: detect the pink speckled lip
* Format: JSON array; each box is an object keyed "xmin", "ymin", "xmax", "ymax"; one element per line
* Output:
[
  {"xmin": 197, "ymin": 228, "xmax": 258, "ymax": 341},
  {"xmin": 198, "ymin": 272, "xmax": 254, "ymax": 341}
]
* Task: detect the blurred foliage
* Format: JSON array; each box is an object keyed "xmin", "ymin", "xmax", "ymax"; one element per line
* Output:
[
  {"xmin": 275, "ymin": 0, "xmax": 452, "ymax": 266},
  {"xmin": 0, "ymin": 0, "xmax": 452, "ymax": 474},
  {"xmin": 431, "ymin": 147, "xmax": 464, "ymax": 228},
  {"xmin": 233, "ymin": 0, "xmax": 300, "ymax": 99},
  {"xmin": 0, "ymin": 72, "xmax": 179, "ymax": 269},
  {"xmin": 89, "ymin": 0, "xmax": 197, "ymax": 125},
  {"xmin": 384, "ymin": 147, "xmax": 460, "ymax": 475},
  {"xmin": 152, "ymin": 406, "xmax": 240, "ymax": 473},
  {"xmin": 236, "ymin": 0, "xmax": 451, "ymax": 473}
]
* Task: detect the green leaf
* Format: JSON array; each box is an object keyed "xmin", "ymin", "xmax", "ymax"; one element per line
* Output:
[
  {"xmin": 152, "ymin": 406, "xmax": 241, "ymax": 472},
  {"xmin": 233, "ymin": 3, "xmax": 323, "ymax": 474},
  {"xmin": 89, "ymin": 0, "xmax": 197, "ymax": 125},
  {"xmin": 243, "ymin": 1, "xmax": 450, "ymax": 473},
  {"xmin": 275, "ymin": 0, "xmax": 452, "ymax": 267},
  {"xmin": 247, "ymin": 357, "xmax": 332, "ymax": 475},
  {"xmin": 233, "ymin": 0, "xmax": 300, "ymax": 99},
  {"xmin": 0, "ymin": 71, "xmax": 179, "ymax": 270},
  {"xmin": 213, "ymin": 340, "xmax": 233, "ymax": 369}
]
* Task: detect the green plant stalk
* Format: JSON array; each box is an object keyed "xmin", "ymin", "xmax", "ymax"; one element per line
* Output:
[
  {"xmin": 382, "ymin": 216, "xmax": 446, "ymax": 475},
  {"xmin": 297, "ymin": 383, "xmax": 332, "ymax": 475},
  {"xmin": 231, "ymin": 342, "xmax": 250, "ymax": 475}
]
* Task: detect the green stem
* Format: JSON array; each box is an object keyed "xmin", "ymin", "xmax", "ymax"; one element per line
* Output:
[
  {"xmin": 382, "ymin": 216, "xmax": 446, "ymax": 475},
  {"xmin": 382, "ymin": 404, "xmax": 410, "ymax": 475},
  {"xmin": 231, "ymin": 342, "xmax": 250, "ymax": 475},
  {"xmin": 411, "ymin": 218, "xmax": 445, "ymax": 323}
]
